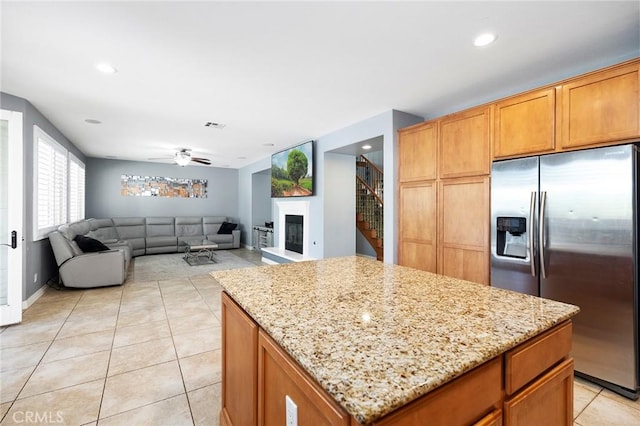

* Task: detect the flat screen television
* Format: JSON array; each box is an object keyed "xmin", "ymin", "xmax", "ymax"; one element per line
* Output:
[{"xmin": 271, "ymin": 140, "xmax": 314, "ymax": 198}]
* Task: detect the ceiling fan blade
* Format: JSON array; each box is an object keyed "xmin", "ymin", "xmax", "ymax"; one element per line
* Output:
[
  {"xmin": 191, "ymin": 157, "xmax": 211, "ymax": 165},
  {"xmin": 147, "ymin": 156, "xmax": 173, "ymax": 160}
]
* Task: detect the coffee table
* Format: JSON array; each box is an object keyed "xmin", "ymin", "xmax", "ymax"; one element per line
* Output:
[{"xmin": 183, "ymin": 239, "xmax": 219, "ymax": 265}]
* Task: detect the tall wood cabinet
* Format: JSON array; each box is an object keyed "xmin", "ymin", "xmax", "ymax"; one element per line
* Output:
[
  {"xmin": 399, "ymin": 58, "xmax": 639, "ymax": 286},
  {"xmin": 399, "ymin": 105, "xmax": 491, "ymax": 284}
]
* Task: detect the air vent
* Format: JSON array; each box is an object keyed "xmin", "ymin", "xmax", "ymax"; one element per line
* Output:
[{"xmin": 204, "ymin": 122, "xmax": 226, "ymax": 129}]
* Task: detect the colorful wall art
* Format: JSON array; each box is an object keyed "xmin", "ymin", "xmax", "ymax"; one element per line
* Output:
[{"xmin": 121, "ymin": 175, "xmax": 207, "ymax": 198}]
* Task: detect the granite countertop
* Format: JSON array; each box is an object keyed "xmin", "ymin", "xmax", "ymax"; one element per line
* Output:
[{"xmin": 211, "ymin": 256, "xmax": 579, "ymax": 424}]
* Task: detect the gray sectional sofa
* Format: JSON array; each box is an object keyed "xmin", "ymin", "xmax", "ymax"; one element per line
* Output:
[{"xmin": 48, "ymin": 216, "xmax": 240, "ymax": 288}]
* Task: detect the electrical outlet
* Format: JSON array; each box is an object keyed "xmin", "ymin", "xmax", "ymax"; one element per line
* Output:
[{"xmin": 285, "ymin": 395, "xmax": 298, "ymax": 426}]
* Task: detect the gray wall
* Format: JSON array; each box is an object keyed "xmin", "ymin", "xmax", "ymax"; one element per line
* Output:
[
  {"xmin": 1, "ymin": 92, "xmax": 87, "ymax": 301},
  {"xmin": 251, "ymin": 169, "xmax": 272, "ymax": 244},
  {"xmin": 86, "ymin": 157, "xmax": 240, "ymax": 223},
  {"xmin": 238, "ymin": 157, "xmax": 271, "ymax": 247},
  {"xmin": 323, "ymin": 153, "xmax": 356, "ymax": 258}
]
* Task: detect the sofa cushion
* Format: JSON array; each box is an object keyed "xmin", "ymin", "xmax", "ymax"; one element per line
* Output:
[
  {"xmin": 146, "ymin": 217, "xmax": 175, "ymax": 237},
  {"xmin": 217, "ymin": 221, "xmax": 237, "ymax": 234},
  {"xmin": 68, "ymin": 220, "xmax": 91, "ymax": 239},
  {"xmin": 203, "ymin": 216, "xmax": 227, "ymax": 235},
  {"xmin": 87, "ymin": 218, "xmax": 119, "ymax": 241},
  {"xmin": 175, "ymin": 217, "xmax": 204, "ymax": 237},
  {"xmin": 206, "ymin": 234, "xmax": 234, "ymax": 244},
  {"xmin": 74, "ymin": 235, "xmax": 110, "ymax": 252},
  {"xmin": 146, "ymin": 235, "xmax": 178, "ymax": 248}
]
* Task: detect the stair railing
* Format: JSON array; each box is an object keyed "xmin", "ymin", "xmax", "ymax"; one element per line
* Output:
[{"xmin": 356, "ymin": 155, "xmax": 384, "ymax": 241}]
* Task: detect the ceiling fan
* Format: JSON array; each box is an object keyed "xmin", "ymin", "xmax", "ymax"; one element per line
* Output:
[{"xmin": 149, "ymin": 148, "xmax": 212, "ymax": 166}]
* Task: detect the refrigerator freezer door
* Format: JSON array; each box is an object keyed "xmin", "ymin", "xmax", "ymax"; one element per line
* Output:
[
  {"xmin": 540, "ymin": 145, "xmax": 637, "ymax": 392},
  {"xmin": 491, "ymin": 157, "xmax": 539, "ymax": 296}
]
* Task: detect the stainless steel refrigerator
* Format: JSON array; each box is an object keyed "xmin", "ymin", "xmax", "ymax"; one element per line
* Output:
[{"xmin": 491, "ymin": 144, "xmax": 639, "ymax": 399}]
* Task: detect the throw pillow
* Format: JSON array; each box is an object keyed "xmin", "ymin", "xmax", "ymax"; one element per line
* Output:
[
  {"xmin": 74, "ymin": 235, "xmax": 110, "ymax": 252},
  {"xmin": 217, "ymin": 221, "xmax": 237, "ymax": 234}
]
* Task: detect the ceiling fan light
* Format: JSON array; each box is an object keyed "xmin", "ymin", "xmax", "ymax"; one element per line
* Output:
[{"xmin": 175, "ymin": 152, "xmax": 191, "ymax": 166}]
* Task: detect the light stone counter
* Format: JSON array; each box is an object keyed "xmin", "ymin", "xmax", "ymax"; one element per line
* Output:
[{"xmin": 211, "ymin": 256, "xmax": 579, "ymax": 424}]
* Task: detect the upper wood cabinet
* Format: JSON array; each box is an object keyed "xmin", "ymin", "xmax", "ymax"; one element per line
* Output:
[
  {"xmin": 398, "ymin": 122, "xmax": 437, "ymax": 182},
  {"xmin": 559, "ymin": 62, "xmax": 640, "ymax": 149},
  {"xmin": 439, "ymin": 106, "xmax": 491, "ymax": 178},
  {"xmin": 494, "ymin": 88, "xmax": 556, "ymax": 158}
]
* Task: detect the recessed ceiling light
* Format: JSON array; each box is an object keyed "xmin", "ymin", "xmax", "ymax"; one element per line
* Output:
[
  {"xmin": 84, "ymin": 119, "xmax": 102, "ymax": 124},
  {"xmin": 473, "ymin": 33, "xmax": 497, "ymax": 47},
  {"xmin": 95, "ymin": 62, "xmax": 117, "ymax": 74},
  {"xmin": 362, "ymin": 144, "xmax": 372, "ymax": 150}
]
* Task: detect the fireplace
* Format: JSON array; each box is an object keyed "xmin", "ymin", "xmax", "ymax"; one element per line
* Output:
[{"xmin": 285, "ymin": 215, "xmax": 303, "ymax": 254}]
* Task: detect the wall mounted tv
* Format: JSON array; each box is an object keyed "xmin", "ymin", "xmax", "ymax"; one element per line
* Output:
[{"xmin": 271, "ymin": 140, "xmax": 314, "ymax": 198}]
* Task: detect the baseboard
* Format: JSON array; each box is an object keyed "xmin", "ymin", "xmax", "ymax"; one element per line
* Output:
[{"xmin": 22, "ymin": 284, "xmax": 47, "ymax": 310}]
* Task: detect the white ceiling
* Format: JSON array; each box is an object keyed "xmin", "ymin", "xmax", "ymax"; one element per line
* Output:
[{"xmin": 2, "ymin": 1, "xmax": 638, "ymax": 168}]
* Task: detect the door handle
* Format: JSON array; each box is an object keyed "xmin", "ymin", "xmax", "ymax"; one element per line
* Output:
[
  {"xmin": 1, "ymin": 231, "xmax": 17, "ymax": 249},
  {"xmin": 539, "ymin": 191, "xmax": 547, "ymax": 278},
  {"xmin": 529, "ymin": 192, "xmax": 537, "ymax": 277}
]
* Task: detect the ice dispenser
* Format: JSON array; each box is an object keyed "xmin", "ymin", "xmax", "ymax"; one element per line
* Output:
[{"xmin": 496, "ymin": 217, "xmax": 527, "ymax": 259}]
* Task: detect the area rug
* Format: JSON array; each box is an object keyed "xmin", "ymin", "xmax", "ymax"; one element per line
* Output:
[{"xmin": 130, "ymin": 250, "xmax": 256, "ymax": 281}]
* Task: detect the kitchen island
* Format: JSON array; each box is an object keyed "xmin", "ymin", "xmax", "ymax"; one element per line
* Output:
[{"xmin": 211, "ymin": 256, "xmax": 579, "ymax": 425}]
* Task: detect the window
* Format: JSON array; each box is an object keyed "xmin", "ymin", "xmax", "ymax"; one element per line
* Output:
[
  {"xmin": 33, "ymin": 126, "xmax": 85, "ymax": 240},
  {"xmin": 68, "ymin": 153, "xmax": 85, "ymax": 222}
]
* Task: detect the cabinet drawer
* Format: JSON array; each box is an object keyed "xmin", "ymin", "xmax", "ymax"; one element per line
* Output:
[
  {"xmin": 375, "ymin": 357, "xmax": 502, "ymax": 425},
  {"xmin": 258, "ymin": 330, "xmax": 349, "ymax": 426},
  {"xmin": 505, "ymin": 321, "xmax": 572, "ymax": 395}
]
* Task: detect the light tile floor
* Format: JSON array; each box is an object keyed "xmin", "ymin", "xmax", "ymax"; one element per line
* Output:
[{"xmin": 1, "ymin": 248, "xmax": 639, "ymax": 425}]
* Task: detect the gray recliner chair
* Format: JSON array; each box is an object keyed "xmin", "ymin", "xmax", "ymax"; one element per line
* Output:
[{"xmin": 48, "ymin": 229, "xmax": 130, "ymax": 288}]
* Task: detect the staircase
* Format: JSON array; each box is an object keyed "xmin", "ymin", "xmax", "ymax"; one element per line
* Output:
[{"xmin": 356, "ymin": 155, "xmax": 383, "ymax": 261}]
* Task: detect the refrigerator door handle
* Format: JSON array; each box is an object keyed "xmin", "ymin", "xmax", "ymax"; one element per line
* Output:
[
  {"xmin": 539, "ymin": 191, "xmax": 547, "ymax": 278},
  {"xmin": 529, "ymin": 192, "xmax": 537, "ymax": 277}
]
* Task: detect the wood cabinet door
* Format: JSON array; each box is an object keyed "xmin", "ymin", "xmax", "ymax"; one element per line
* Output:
[
  {"xmin": 398, "ymin": 122, "xmax": 437, "ymax": 182},
  {"xmin": 439, "ymin": 106, "xmax": 491, "ymax": 178},
  {"xmin": 258, "ymin": 330, "xmax": 349, "ymax": 426},
  {"xmin": 559, "ymin": 62, "xmax": 640, "ymax": 149},
  {"xmin": 504, "ymin": 358, "xmax": 574, "ymax": 426},
  {"xmin": 399, "ymin": 181, "xmax": 437, "ymax": 272},
  {"xmin": 438, "ymin": 176, "xmax": 490, "ymax": 284},
  {"xmin": 494, "ymin": 88, "xmax": 556, "ymax": 158},
  {"xmin": 221, "ymin": 292, "xmax": 259, "ymax": 426}
]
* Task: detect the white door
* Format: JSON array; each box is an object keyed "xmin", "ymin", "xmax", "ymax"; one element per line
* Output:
[{"xmin": 1, "ymin": 109, "xmax": 23, "ymax": 326}]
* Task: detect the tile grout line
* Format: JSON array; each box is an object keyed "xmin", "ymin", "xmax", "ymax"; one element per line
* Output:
[
  {"xmin": 94, "ymin": 283, "xmax": 126, "ymax": 426},
  {"xmin": 0, "ymin": 288, "xmax": 86, "ymax": 417},
  {"xmin": 161, "ymin": 277, "xmax": 196, "ymax": 426}
]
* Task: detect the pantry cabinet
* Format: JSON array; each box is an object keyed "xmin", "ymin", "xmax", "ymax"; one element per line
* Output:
[
  {"xmin": 398, "ymin": 107, "xmax": 490, "ymax": 282},
  {"xmin": 398, "ymin": 181, "xmax": 437, "ymax": 273},
  {"xmin": 438, "ymin": 176, "xmax": 490, "ymax": 285}
]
